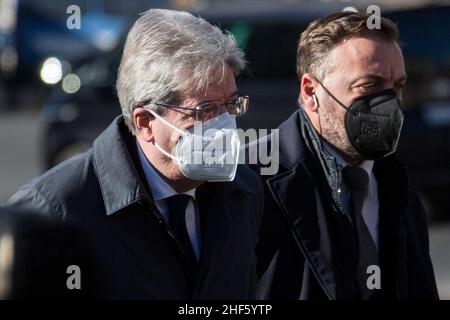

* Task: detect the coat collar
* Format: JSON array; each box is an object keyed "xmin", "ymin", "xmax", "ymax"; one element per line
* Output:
[
  {"xmin": 93, "ymin": 116, "xmax": 151, "ymax": 215},
  {"xmin": 92, "ymin": 116, "xmax": 255, "ymax": 216},
  {"xmin": 276, "ymin": 110, "xmax": 308, "ymax": 170}
]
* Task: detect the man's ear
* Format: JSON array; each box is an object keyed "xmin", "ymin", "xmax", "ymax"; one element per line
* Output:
[
  {"xmin": 300, "ymin": 73, "xmax": 319, "ymax": 113},
  {"xmin": 133, "ymin": 108, "xmax": 154, "ymax": 142}
]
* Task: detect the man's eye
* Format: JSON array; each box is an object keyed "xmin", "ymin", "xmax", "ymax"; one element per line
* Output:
[
  {"xmin": 226, "ymin": 100, "xmax": 238, "ymax": 108},
  {"xmin": 361, "ymin": 82, "xmax": 377, "ymax": 89},
  {"xmin": 200, "ymin": 103, "xmax": 219, "ymax": 112}
]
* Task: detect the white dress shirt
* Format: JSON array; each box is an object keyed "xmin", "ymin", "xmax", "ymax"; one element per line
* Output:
[
  {"xmin": 324, "ymin": 144, "xmax": 380, "ymax": 250},
  {"xmin": 136, "ymin": 141, "xmax": 201, "ymax": 261}
]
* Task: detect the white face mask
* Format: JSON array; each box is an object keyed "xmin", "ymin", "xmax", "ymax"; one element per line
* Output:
[{"xmin": 148, "ymin": 110, "xmax": 241, "ymax": 182}]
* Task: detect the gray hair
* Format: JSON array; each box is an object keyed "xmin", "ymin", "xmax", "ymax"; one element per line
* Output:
[{"xmin": 116, "ymin": 9, "xmax": 246, "ymax": 134}]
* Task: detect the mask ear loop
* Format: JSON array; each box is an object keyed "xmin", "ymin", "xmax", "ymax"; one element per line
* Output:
[
  {"xmin": 146, "ymin": 109, "xmax": 187, "ymax": 163},
  {"xmin": 147, "ymin": 109, "xmax": 188, "ymax": 137},
  {"xmin": 312, "ymin": 93, "xmax": 322, "ymax": 136},
  {"xmin": 314, "ymin": 77, "xmax": 356, "ymax": 115}
]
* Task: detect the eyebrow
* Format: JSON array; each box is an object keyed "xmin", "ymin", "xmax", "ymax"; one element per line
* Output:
[
  {"xmin": 198, "ymin": 90, "xmax": 239, "ymax": 105},
  {"xmin": 349, "ymin": 74, "xmax": 407, "ymax": 87}
]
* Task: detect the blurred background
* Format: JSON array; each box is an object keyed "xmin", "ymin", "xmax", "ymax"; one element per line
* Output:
[{"xmin": 0, "ymin": 0, "xmax": 449, "ymax": 298}]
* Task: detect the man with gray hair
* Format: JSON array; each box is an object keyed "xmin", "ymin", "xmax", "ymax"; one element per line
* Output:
[{"xmin": 7, "ymin": 9, "xmax": 263, "ymax": 299}]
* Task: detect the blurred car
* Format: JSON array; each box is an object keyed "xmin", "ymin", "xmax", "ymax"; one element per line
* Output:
[
  {"xmin": 40, "ymin": 2, "xmax": 450, "ymax": 218},
  {"xmin": 0, "ymin": 0, "xmax": 154, "ymax": 109},
  {"xmin": 40, "ymin": 41, "xmax": 122, "ymax": 167}
]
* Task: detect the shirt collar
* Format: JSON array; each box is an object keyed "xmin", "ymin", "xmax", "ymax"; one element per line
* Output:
[
  {"xmin": 323, "ymin": 142, "xmax": 374, "ymax": 176},
  {"xmin": 136, "ymin": 140, "xmax": 196, "ymax": 201}
]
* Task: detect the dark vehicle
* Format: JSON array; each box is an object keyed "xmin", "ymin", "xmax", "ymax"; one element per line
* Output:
[
  {"xmin": 0, "ymin": 0, "xmax": 160, "ymax": 109},
  {"xmin": 40, "ymin": 3, "xmax": 450, "ymax": 218}
]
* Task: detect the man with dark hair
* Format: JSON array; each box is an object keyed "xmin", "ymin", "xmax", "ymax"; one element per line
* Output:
[{"xmin": 255, "ymin": 12, "xmax": 438, "ymax": 300}]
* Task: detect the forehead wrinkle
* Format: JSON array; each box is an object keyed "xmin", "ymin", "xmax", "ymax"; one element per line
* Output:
[
  {"xmin": 325, "ymin": 37, "xmax": 404, "ymax": 85},
  {"xmin": 179, "ymin": 69, "xmax": 237, "ymax": 108}
]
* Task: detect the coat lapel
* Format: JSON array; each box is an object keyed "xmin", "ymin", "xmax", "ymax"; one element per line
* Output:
[
  {"xmin": 266, "ymin": 162, "xmax": 337, "ymax": 300},
  {"xmin": 192, "ymin": 168, "xmax": 258, "ymax": 297},
  {"xmin": 264, "ymin": 110, "xmax": 337, "ymax": 299},
  {"xmin": 196, "ymin": 182, "xmax": 232, "ymax": 269},
  {"xmin": 192, "ymin": 178, "xmax": 245, "ymax": 296}
]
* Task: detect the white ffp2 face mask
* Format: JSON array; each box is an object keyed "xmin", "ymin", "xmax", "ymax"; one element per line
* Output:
[{"xmin": 149, "ymin": 110, "xmax": 241, "ymax": 182}]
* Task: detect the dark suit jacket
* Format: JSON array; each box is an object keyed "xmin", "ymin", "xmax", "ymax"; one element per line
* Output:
[
  {"xmin": 7, "ymin": 116, "xmax": 264, "ymax": 299},
  {"xmin": 255, "ymin": 110, "xmax": 439, "ymax": 300}
]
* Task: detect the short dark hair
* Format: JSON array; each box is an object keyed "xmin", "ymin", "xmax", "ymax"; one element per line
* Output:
[{"xmin": 297, "ymin": 11, "xmax": 400, "ymax": 80}]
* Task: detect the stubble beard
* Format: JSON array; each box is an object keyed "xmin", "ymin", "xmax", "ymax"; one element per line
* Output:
[{"xmin": 318, "ymin": 101, "xmax": 363, "ymax": 162}]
